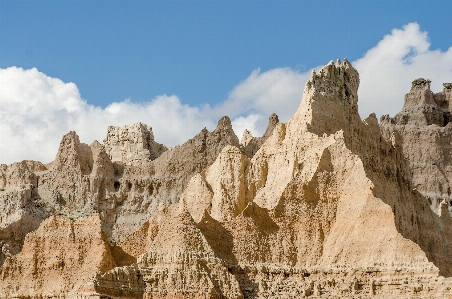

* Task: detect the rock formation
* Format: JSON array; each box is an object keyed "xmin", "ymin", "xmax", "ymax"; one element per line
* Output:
[
  {"xmin": 381, "ymin": 79, "xmax": 452, "ymax": 216},
  {"xmin": 0, "ymin": 117, "xmax": 240, "ymax": 266},
  {"xmin": 0, "ymin": 214, "xmax": 116, "ymax": 297},
  {"xmin": 104, "ymin": 122, "xmax": 167, "ymax": 165},
  {"xmin": 1, "ymin": 60, "xmax": 452, "ymax": 298}
]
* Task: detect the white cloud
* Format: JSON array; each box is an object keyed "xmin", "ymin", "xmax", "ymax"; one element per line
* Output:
[
  {"xmin": 0, "ymin": 66, "xmax": 310, "ymax": 165},
  {"xmin": 209, "ymin": 67, "xmax": 311, "ymax": 141},
  {"xmin": 213, "ymin": 67, "xmax": 310, "ymax": 122},
  {"xmin": 353, "ymin": 22, "xmax": 452, "ymax": 118},
  {"xmin": 1, "ymin": 22, "xmax": 451, "ymax": 165},
  {"xmin": 231, "ymin": 114, "xmax": 265, "ymax": 140},
  {"xmin": 0, "ymin": 67, "xmax": 217, "ymax": 164}
]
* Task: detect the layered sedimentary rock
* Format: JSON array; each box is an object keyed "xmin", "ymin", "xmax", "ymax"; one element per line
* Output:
[
  {"xmin": 0, "ymin": 160, "xmax": 51, "ymax": 265},
  {"xmin": 381, "ymin": 79, "xmax": 452, "ymax": 215},
  {"xmin": 0, "ymin": 214, "xmax": 116, "ymax": 298},
  {"xmin": 90, "ymin": 60, "xmax": 452, "ymax": 298},
  {"xmin": 1, "ymin": 59, "xmax": 452, "ymax": 298},
  {"xmin": 0, "ymin": 117, "xmax": 241, "ymax": 267},
  {"xmin": 76, "ymin": 201, "xmax": 243, "ymax": 298}
]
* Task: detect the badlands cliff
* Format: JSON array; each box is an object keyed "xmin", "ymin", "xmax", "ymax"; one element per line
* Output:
[{"xmin": 1, "ymin": 59, "xmax": 452, "ymax": 298}]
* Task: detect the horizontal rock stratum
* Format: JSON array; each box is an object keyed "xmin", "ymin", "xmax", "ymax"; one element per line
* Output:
[{"xmin": 1, "ymin": 59, "xmax": 452, "ymax": 298}]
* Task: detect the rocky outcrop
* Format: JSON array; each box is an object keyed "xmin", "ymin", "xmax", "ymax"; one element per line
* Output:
[
  {"xmin": 241, "ymin": 113, "xmax": 279, "ymax": 158},
  {"xmin": 0, "ymin": 214, "xmax": 116, "ymax": 298},
  {"xmin": 108, "ymin": 116, "xmax": 241, "ymax": 242},
  {"xmin": 182, "ymin": 145, "xmax": 251, "ymax": 222},
  {"xmin": 95, "ymin": 202, "xmax": 243, "ymax": 299},
  {"xmin": 1, "ymin": 60, "xmax": 452, "ymax": 298},
  {"xmin": 95, "ymin": 60, "xmax": 452, "ymax": 298},
  {"xmin": 381, "ymin": 79, "xmax": 452, "ymax": 216},
  {"xmin": 0, "ymin": 114, "xmax": 242, "ymax": 271},
  {"xmin": 104, "ymin": 122, "xmax": 167, "ymax": 166},
  {"xmin": 388, "ymin": 78, "xmax": 452, "ymax": 127},
  {"xmin": 0, "ymin": 160, "xmax": 51, "ymax": 266}
]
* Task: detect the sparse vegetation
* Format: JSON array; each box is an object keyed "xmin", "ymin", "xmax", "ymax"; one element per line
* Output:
[{"xmin": 0, "ymin": 188, "xmax": 5, "ymax": 191}]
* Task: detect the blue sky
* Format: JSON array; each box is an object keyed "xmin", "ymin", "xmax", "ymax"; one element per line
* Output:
[
  {"xmin": 1, "ymin": 1, "xmax": 452, "ymax": 164},
  {"xmin": 2, "ymin": 1, "xmax": 450, "ymax": 107}
]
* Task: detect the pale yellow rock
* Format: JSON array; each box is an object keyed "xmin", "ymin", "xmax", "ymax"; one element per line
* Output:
[
  {"xmin": 0, "ymin": 114, "xmax": 241, "ymax": 267},
  {"xmin": 0, "ymin": 214, "xmax": 116, "ymax": 298},
  {"xmin": 103, "ymin": 122, "xmax": 167, "ymax": 165},
  {"xmin": 183, "ymin": 145, "xmax": 251, "ymax": 222}
]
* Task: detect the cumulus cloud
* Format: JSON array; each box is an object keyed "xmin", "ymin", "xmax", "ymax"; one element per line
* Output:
[
  {"xmin": 231, "ymin": 114, "xmax": 266, "ymax": 140},
  {"xmin": 1, "ymin": 22, "xmax": 451, "ymax": 164},
  {"xmin": 0, "ymin": 67, "xmax": 216, "ymax": 164},
  {"xmin": 0, "ymin": 66, "xmax": 310, "ymax": 165},
  {"xmin": 213, "ymin": 67, "xmax": 310, "ymax": 122},
  {"xmin": 354, "ymin": 22, "xmax": 452, "ymax": 118},
  {"xmin": 210, "ymin": 67, "xmax": 311, "ymax": 138}
]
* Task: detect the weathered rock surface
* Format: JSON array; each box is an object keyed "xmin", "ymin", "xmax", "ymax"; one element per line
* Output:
[
  {"xmin": 0, "ymin": 214, "xmax": 116, "ymax": 298},
  {"xmin": 104, "ymin": 122, "xmax": 168, "ymax": 165},
  {"xmin": 93, "ymin": 60, "xmax": 452, "ymax": 298},
  {"xmin": 381, "ymin": 78, "xmax": 452, "ymax": 216},
  {"xmin": 182, "ymin": 145, "xmax": 251, "ymax": 222},
  {"xmin": 1, "ymin": 60, "xmax": 452, "ymax": 298},
  {"xmin": 0, "ymin": 117, "xmax": 241, "ymax": 270}
]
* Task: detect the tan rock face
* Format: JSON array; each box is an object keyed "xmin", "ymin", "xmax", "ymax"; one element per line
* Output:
[
  {"xmin": 1, "ymin": 60, "xmax": 452, "ymax": 298},
  {"xmin": 0, "ymin": 160, "xmax": 51, "ymax": 266},
  {"xmin": 389, "ymin": 78, "xmax": 451, "ymax": 126},
  {"xmin": 182, "ymin": 145, "xmax": 251, "ymax": 222},
  {"xmin": 104, "ymin": 122, "xmax": 167, "ymax": 165},
  {"xmin": 0, "ymin": 115, "xmax": 241, "ymax": 265},
  {"xmin": 98, "ymin": 202, "xmax": 243, "ymax": 299},
  {"xmin": 0, "ymin": 214, "xmax": 116, "ymax": 298}
]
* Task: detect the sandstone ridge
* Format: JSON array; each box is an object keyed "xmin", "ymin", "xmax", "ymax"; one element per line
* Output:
[{"xmin": 1, "ymin": 59, "xmax": 452, "ymax": 298}]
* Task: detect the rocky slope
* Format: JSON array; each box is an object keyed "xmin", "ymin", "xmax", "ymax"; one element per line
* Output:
[
  {"xmin": 0, "ymin": 59, "xmax": 451, "ymax": 298},
  {"xmin": 0, "ymin": 117, "xmax": 240, "ymax": 265}
]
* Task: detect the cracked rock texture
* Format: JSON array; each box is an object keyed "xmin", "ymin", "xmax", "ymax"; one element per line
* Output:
[{"xmin": 1, "ymin": 60, "xmax": 452, "ymax": 298}]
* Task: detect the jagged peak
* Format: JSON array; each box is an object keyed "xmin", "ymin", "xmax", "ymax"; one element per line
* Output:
[
  {"xmin": 403, "ymin": 78, "xmax": 435, "ymax": 109},
  {"xmin": 262, "ymin": 113, "xmax": 279, "ymax": 138},
  {"xmin": 304, "ymin": 58, "xmax": 359, "ymax": 108},
  {"xmin": 411, "ymin": 78, "xmax": 431, "ymax": 89},
  {"xmin": 240, "ymin": 113, "xmax": 280, "ymax": 158},
  {"xmin": 381, "ymin": 78, "xmax": 452, "ymax": 127},
  {"xmin": 90, "ymin": 141, "xmax": 114, "ymax": 177},
  {"xmin": 106, "ymin": 121, "xmax": 155, "ymax": 139},
  {"xmin": 292, "ymin": 59, "xmax": 361, "ymax": 137},
  {"xmin": 52, "ymin": 131, "xmax": 93, "ymax": 175},
  {"xmin": 241, "ymin": 129, "xmax": 253, "ymax": 141},
  {"xmin": 443, "ymin": 83, "xmax": 452, "ymax": 90},
  {"xmin": 214, "ymin": 116, "xmax": 234, "ymax": 132},
  {"xmin": 363, "ymin": 113, "xmax": 378, "ymax": 127}
]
